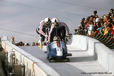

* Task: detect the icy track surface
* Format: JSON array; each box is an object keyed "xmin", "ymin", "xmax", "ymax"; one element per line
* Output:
[{"xmin": 20, "ymin": 46, "xmax": 113, "ymax": 76}]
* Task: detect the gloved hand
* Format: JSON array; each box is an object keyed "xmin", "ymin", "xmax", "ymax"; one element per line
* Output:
[
  {"xmin": 45, "ymin": 35, "xmax": 48, "ymax": 38},
  {"xmin": 66, "ymin": 34, "xmax": 69, "ymax": 37},
  {"xmin": 47, "ymin": 40, "xmax": 50, "ymax": 44}
]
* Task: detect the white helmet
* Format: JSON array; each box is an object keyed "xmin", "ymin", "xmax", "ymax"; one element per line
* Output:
[
  {"xmin": 51, "ymin": 18, "xmax": 58, "ymax": 23},
  {"xmin": 44, "ymin": 17, "xmax": 51, "ymax": 23}
]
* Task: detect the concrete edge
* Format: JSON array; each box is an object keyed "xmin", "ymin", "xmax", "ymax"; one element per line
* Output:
[
  {"xmin": 67, "ymin": 35, "xmax": 114, "ymax": 75},
  {"xmin": 1, "ymin": 36, "xmax": 60, "ymax": 76}
]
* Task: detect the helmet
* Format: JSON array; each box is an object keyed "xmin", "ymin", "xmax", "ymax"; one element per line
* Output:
[
  {"xmin": 51, "ymin": 18, "xmax": 58, "ymax": 23},
  {"xmin": 44, "ymin": 17, "xmax": 51, "ymax": 24},
  {"xmin": 51, "ymin": 18, "xmax": 59, "ymax": 26}
]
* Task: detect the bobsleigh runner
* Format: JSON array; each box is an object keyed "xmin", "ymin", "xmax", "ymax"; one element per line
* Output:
[{"xmin": 47, "ymin": 35, "xmax": 72, "ymax": 62}]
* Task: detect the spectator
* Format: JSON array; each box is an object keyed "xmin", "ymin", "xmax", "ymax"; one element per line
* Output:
[
  {"xmin": 11, "ymin": 36, "xmax": 15, "ymax": 44},
  {"xmin": 97, "ymin": 22, "xmax": 105, "ymax": 34},
  {"xmin": 87, "ymin": 21, "xmax": 94, "ymax": 36},
  {"xmin": 104, "ymin": 23, "xmax": 108, "ymax": 35},
  {"xmin": 111, "ymin": 24, "xmax": 114, "ymax": 38},
  {"xmin": 25, "ymin": 43, "xmax": 30, "ymax": 46},
  {"xmin": 107, "ymin": 23, "xmax": 113, "ymax": 36},
  {"xmin": 76, "ymin": 9, "xmax": 114, "ymax": 38},
  {"xmin": 93, "ymin": 10, "xmax": 99, "ymax": 18},
  {"xmin": 32, "ymin": 42, "xmax": 35, "ymax": 46},
  {"xmin": 103, "ymin": 15, "xmax": 108, "ymax": 24},
  {"xmin": 81, "ymin": 18, "xmax": 86, "ymax": 30},
  {"xmin": 109, "ymin": 8, "xmax": 114, "ymax": 18},
  {"xmin": 85, "ymin": 21, "xmax": 89, "ymax": 33},
  {"xmin": 89, "ymin": 15, "xmax": 94, "ymax": 22}
]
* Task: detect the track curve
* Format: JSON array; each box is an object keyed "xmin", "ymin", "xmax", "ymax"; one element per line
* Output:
[{"xmin": 20, "ymin": 46, "xmax": 112, "ymax": 76}]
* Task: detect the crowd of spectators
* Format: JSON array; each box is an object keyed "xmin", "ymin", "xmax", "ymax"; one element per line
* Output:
[
  {"xmin": 10, "ymin": 36, "xmax": 41, "ymax": 46},
  {"xmin": 77, "ymin": 8, "xmax": 114, "ymax": 38},
  {"xmin": 15, "ymin": 41, "xmax": 40, "ymax": 46}
]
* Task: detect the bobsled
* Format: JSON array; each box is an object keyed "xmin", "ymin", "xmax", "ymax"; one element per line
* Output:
[{"xmin": 47, "ymin": 36, "xmax": 72, "ymax": 62}]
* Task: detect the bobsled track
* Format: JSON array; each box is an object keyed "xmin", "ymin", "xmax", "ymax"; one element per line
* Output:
[{"xmin": 1, "ymin": 35, "xmax": 114, "ymax": 76}]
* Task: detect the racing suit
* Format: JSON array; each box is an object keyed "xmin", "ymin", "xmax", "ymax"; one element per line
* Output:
[
  {"xmin": 48, "ymin": 22, "xmax": 69, "ymax": 42},
  {"xmin": 36, "ymin": 20, "xmax": 50, "ymax": 42}
]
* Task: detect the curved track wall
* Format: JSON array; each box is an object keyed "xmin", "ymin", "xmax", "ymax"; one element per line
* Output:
[
  {"xmin": 67, "ymin": 35, "xmax": 114, "ymax": 74},
  {"xmin": 1, "ymin": 35, "xmax": 114, "ymax": 75},
  {"xmin": 1, "ymin": 36, "xmax": 59, "ymax": 76}
]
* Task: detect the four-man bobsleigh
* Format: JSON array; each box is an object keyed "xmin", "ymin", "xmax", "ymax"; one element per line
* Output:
[
  {"xmin": 47, "ymin": 36, "xmax": 72, "ymax": 62},
  {"xmin": 37, "ymin": 24, "xmax": 72, "ymax": 62}
]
